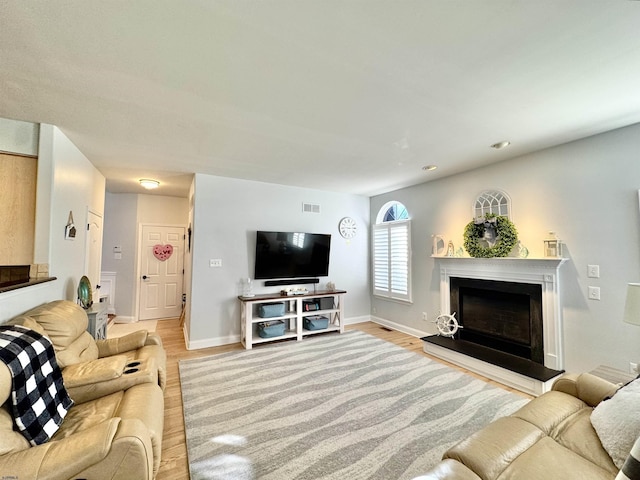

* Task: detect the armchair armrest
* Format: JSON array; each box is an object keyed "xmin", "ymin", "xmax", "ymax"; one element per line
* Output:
[
  {"xmin": 62, "ymin": 355, "xmax": 128, "ymax": 387},
  {"xmin": 145, "ymin": 331, "xmax": 163, "ymax": 347},
  {"xmin": 97, "ymin": 330, "xmax": 148, "ymax": 357},
  {"xmin": 64, "ymin": 357, "xmax": 159, "ymax": 404},
  {"xmin": 552, "ymin": 372, "xmax": 620, "ymax": 407}
]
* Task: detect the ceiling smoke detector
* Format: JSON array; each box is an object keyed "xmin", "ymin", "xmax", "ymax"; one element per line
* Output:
[{"xmin": 490, "ymin": 141, "xmax": 511, "ymax": 150}]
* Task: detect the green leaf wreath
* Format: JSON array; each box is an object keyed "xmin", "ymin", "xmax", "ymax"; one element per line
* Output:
[{"xmin": 463, "ymin": 213, "xmax": 518, "ymax": 258}]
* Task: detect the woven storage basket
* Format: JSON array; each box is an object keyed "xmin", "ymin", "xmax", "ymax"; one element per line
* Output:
[
  {"xmin": 257, "ymin": 320, "xmax": 286, "ymax": 338},
  {"xmin": 303, "ymin": 315, "xmax": 329, "ymax": 331}
]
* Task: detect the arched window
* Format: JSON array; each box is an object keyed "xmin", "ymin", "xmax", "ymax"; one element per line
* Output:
[
  {"xmin": 473, "ymin": 190, "xmax": 511, "ymax": 219},
  {"xmin": 378, "ymin": 202, "xmax": 409, "ymax": 223},
  {"xmin": 373, "ymin": 201, "xmax": 412, "ymax": 302}
]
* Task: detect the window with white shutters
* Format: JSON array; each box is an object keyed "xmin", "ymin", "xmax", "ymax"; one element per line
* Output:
[{"xmin": 373, "ymin": 202, "xmax": 411, "ymax": 302}]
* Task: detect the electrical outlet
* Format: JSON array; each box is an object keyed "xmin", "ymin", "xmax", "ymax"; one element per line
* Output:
[
  {"xmin": 588, "ymin": 286, "xmax": 601, "ymax": 300},
  {"xmin": 631, "ymin": 362, "xmax": 638, "ymax": 374},
  {"xmin": 422, "ymin": 312, "xmax": 427, "ymax": 321}
]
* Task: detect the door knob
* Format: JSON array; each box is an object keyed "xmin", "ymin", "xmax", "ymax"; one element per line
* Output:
[{"xmin": 142, "ymin": 275, "xmax": 148, "ymax": 280}]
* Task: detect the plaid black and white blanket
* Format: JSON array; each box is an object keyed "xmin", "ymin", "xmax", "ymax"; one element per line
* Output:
[{"xmin": 0, "ymin": 324, "xmax": 74, "ymax": 445}]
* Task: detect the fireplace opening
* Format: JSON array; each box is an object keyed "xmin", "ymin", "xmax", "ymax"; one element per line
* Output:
[{"xmin": 451, "ymin": 277, "xmax": 543, "ymax": 364}]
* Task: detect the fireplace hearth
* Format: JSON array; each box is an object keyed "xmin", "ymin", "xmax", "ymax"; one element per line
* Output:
[
  {"xmin": 423, "ymin": 335, "xmax": 562, "ymax": 382},
  {"xmin": 422, "ymin": 257, "xmax": 567, "ymax": 395}
]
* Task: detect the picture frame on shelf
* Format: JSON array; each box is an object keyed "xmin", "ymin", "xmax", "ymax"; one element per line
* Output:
[{"xmin": 432, "ymin": 234, "xmax": 445, "ymax": 256}]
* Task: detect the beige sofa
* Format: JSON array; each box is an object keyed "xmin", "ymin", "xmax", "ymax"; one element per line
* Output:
[
  {"xmin": 419, "ymin": 373, "xmax": 623, "ymax": 480},
  {"xmin": 0, "ymin": 300, "xmax": 166, "ymax": 479}
]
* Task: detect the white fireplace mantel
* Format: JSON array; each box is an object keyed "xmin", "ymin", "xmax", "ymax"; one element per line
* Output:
[{"xmin": 427, "ymin": 256, "xmax": 567, "ymax": 395}]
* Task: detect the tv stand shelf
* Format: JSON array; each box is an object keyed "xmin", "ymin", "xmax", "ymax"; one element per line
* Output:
[{"xmin": 238, "ymin": 290, "xmax": 346, "ymax": 349}]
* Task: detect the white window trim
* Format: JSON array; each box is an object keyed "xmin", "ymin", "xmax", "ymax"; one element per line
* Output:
[{"xmin": 372, "ymin": 219, "xmax": 412, "ymax": 304}]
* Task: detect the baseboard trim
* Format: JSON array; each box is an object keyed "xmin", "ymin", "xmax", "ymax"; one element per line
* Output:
[
  {"xmin": 344, "ymin": 315, "xmax": 371, "ymax": 325},
  {"xmin": 186, "ymin": 333, "xmax": 242, "ymax": 350},
  {"xmin": 370, "ymin": 315, "xmax": 429, "ymax": 338},
  {"xmin": 113, "ymin": 315, "xmax": 136, "ymax": 324}
]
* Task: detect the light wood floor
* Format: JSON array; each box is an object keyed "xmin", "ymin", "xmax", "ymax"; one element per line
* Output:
[{"xmin": 154, "ymin": 319, "xmax": 531, "ymax": 480}]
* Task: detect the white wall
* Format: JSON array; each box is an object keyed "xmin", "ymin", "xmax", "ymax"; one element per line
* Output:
[
  {"xmin": 187, "ymin": 174, "xmax": 370, "ymax": 348},
  {"xmin": 371, "ymin": 122, "xmax": 640, "ymax": 374},
  {"xmin": 102, "ymin": 193, "xmax": 138, "ymax": 318},
  {"xmin": 0, "ymin": 125, "xmax": 105, "ymax": 321},
  {"xmin": 101, "ymin": 193, "xmax": 189, "ymax": 320}
]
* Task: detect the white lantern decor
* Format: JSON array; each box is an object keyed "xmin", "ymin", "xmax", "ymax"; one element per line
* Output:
[{"xmin": 544, "ymin": 231, "xmax": 562, "ymax": 258}]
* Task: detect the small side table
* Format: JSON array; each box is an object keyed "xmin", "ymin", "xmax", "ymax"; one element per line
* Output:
[
  {"xmin": 589, "ymin": 365, "xmax": 636, "ymax": 386},
  {"xmin": 86, "ymin": 302, "xmax": 108, "ymax": 340}
]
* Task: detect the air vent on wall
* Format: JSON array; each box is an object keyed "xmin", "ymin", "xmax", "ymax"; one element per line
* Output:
[{"xmin": 302, "ymin": 203, "xmax": 321, "ymax": 214}]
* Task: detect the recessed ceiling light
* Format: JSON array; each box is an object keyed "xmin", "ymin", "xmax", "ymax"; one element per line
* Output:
[
  {"xmin": 139, "ymin": 179, "xmax": 160, "ymax": 189},
  {"xmin": 422, "ymin": 165, "xmax": 437, "ymax": 171},
  {"xmin": 490, "ymin": 141, "xmax": 511, "ymax": 150}
]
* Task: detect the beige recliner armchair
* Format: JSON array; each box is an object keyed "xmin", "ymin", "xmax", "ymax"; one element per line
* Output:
[{"xmin": 6, "ymin": 300, "xmax": 167, "ymax": 403}]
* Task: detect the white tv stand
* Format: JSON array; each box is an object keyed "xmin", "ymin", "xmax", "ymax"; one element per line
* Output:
[{"xmin": 238, "ymin": 290, "xmax": 346, "ymax": 349}]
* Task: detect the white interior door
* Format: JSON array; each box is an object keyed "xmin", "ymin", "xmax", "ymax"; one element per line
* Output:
[{"xmin": 139, "ymin": 225, "xmax": 185, "ymax": 321}]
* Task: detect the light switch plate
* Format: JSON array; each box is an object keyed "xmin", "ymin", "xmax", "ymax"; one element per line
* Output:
[
  {"xmin": 588, "ymin": 286, "xmax": 601, "ymax": 300},
  {"xmin": 587, "ymin": 265, "xmax": 600, "ymax": 278}
]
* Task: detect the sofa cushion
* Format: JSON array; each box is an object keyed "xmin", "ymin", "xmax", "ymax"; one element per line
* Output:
[
  {"xmin": 4, "ymin": 316, "xmax": 46, "ymax": 337},
  {"xmin": 500, "ymin": 436, "xmax": 615, "ymax": 480},
  {"xmin": 444, "ymin": 416, "xmax": 545, "ymax": 479},
  {"xmin": 10, "ymin": 301, "xmax": 100, "ymax": 368},
  {"xmin": 591, "ymin": 378, "xmax": 640, "ymax": 469},
  {"xmin": 551, "ymin": 405, "xmax": 618, "ymax": 475},
  {"xmin": 54, "ymin": 391, "xmax": 124, "ymax": 438},
  {"xmin": 25, "ymin": 301, "xmax": 89, "ymax": 348},
  {"xmin": 54, "ymin": 331, "xmax": 99, "ymax": 368},
  {"xmin": 511, "ymin": 390, "xmax": 586, "ymax": 434}
]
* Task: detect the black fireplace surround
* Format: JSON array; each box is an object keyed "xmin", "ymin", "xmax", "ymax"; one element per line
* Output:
[{"xmin": 423, "ymin": 276, "xmax": 563, "ymax": 382}]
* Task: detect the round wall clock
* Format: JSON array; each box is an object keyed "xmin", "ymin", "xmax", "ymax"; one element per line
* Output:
[{"xmin": 339, "ymin": 217, "xmax": 357, "ymax": 239}]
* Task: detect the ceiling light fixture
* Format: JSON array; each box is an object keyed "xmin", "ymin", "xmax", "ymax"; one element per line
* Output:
[
  {"xmin": 490, "ymin": 141, "xmax": 511, "ymax": 150},
  {"xmin": 422, "ymin": 165, "xmax": 437, "ymax": 171},
  {"xmin": 139, "ymin": 179, "xmax": 160, "ymax": 189}
]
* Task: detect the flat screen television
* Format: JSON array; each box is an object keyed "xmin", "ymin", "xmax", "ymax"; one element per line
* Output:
[{"xmin": 254, "ymin": 231, "xmax": 331, "ymax": 280}]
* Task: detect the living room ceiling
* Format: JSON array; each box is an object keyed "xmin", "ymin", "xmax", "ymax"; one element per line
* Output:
[{"xmin": 1, "ymin": 1, "xmax": 640, "ymax": 198}]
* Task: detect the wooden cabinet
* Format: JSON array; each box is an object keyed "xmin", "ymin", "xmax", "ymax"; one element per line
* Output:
[
  {"xmin": 86, "ymin": 302, "xmax": 108, "ymax": 340},
  {"xmin": 238, "ymin": 290, "xmax": 346, "ymax": 349}
]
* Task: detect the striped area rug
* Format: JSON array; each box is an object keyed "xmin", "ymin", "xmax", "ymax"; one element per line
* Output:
[{"xmin": 180, "ymin": 330, "xmax": 529, "ymax": 480}]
